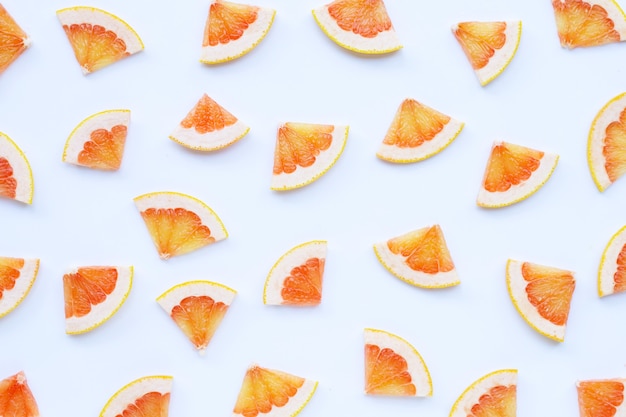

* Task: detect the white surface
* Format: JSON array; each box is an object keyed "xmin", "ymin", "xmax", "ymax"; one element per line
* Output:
[{"xmin": 1, "ymin": 1, "xmax": 626, "ymax": 416}]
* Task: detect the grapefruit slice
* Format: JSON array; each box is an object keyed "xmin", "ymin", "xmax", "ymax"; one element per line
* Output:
[
  {"xmin": 376, "ymin": 98, "xmax": 465, "ymax": 163},
  {"xmin": 449, "ymin": 369, "xmax": 517, "ymax": 417},
  {"xmin": 312, "ymin": 0, "xmax": 402, "ymax": 54},
  {"xmin": 200, "ymin": 0, "xmax": 276, "ymax": 64},
  {"xmin": 373, "ymin": 224, "xmax": 460, "ymax": 289},
  {"xmin": 62, "ymin": 109, "xmax": 130, "ymax": 171},
  {"xmin": 233, "ymin": 365, "xmax": 318, "ymax": 417},
  {"xmin": 0, "ymin": 257, "xmax": 39, "ymax": 319},
  {"xmin": 157, "ymin": 280, "xmax": 236, "ymax": 354},
  {"xmin": 169, "ymin": 93, "xmax": 250, "ymax": 151},
  {"xmin": 56, "ymin": 6, "xmax": 144, "ymax": 74},
  {"xmin": 476, "ymin": 141, "xmax": 559, "ymax": 208},
  {"xmin": 452, "ymin": 21, "xmax": 522, "ymax": 86},
  {"xmin": 271, "ymin": 122, "xmax": 349, "ymax": 191},
  {"xmin": 263, "ymin": 240, "xmax": 327, "ymax": 306},
  {"xmin": 552, "ymin": 0, "xmax": 626, "ymax": 48},
  {"xmin": 364, "ymin": 328, "xmax": 432, "ymax": 397},
  {"xmin": 100, "ymin": 375, "xmax": 172, "ymax": 417},
  {"xmin": 134, "ymin": 191, "xmax": 228, "ymax": 259},
  {"xmin": 577, "ymin": 379, "xmax": 626, "ymax": 417},
  {"xmin": 63, "ymin": 265, "xmax": 133, "ymax": 335},
  {"xmin": 0, "ymin": 132, "xmax": 33, "ymax": 204},
  {"xmin": 0, "ymin": 4, "xmax": 30, "ymax": 75},
  {"xmin": 506, "ymin": 259, "xmax": 575, "ymax": 342},
  {"xmin": 598, "ymin": 225, "xmax": 626, "ymax": 297},
  {"xmin": 0, "ymin": 371, "xmax": 39, "ymax": 417}
]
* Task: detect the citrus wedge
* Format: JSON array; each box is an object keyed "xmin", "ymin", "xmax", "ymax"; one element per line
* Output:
[
  {"xmin": 577, "ymin": 378, "xmax": 626, "ymax": 417},
  {"xmin": 169, "ymin": 93, "xmax": 250, "ymax": 151},
  {"xmin": 476, "ymin": 141, "xmax": 559, "ymax": 208},
  {"xmin": 100, "ymin": 375, "xmax": 172, "ymax": 417},
  {"xmin": 506, "ymin": 259, "xmax": 575, "ymax": 342},
  {"xmin": 233, "ymin": 365, "xmax": 318, "ymax": 417},
  {"xmin": 200, "ymin": 0, "xmax": 276, "ymax": 64},
  {"xmin": 263, "ymin": 240, "xmax": 327, "ymax": 306},
  {"xmin": 0, "ymin": 4, "xmax": 30, "ymax": 75},
  {"xmin": 452, "ymin": 21, "xmax": 522, "ymax": 86},
  {"xmin": 0, "ymin": 371, "xmax": 39, "ymax": 417},
  {"xmin": 62, "ymin": 109, "xmax": 130, "ymax": 170},
  {"xmin": 312, "ymin": 0, "xmax": 402, "ymax": 54},
  {"xmin": 57, "ymin": 6, "xmax": 144, "ymax": 74},
  {"xmin": 598, "ymin": 225, "xmax": 626, "ymax": 297},
  {"xmin": 449, "ymin": 369, "xmax": 517, "ymax": 417},
  {"xmin": 552, "ymin": 0, "xmax": 626, "ymax": 48},
  {"xmin": 134, "ymin": 191, "xmax": 228, "ymax": 260},
  {"xmin": 0, "ymin": 257, "xmax": 39, "ymax": 319},
  {"xmin": 364, "ymin": 328, "xmax": 432, "ymax": 397},
  {"xmin": 373, "ymin": 224, "xmax": 459, "ymax": 289},
  {"xmin": 376, "ymin": 98, "xmax": 465, "ymax": 163},
  {"xmin": 272, "ymin": 122, "xmax": 348, "ymax": 191},
  {"xmin": 63, "ymin": 265, "xmax": 133, "ymax": 335},
  {"xmin": 0, "ymin": 132, "xmax": 33, "ymax": 204},
  {"xmin": 157, "ymin": 280, "xmax": 236, "ymax": 354}
]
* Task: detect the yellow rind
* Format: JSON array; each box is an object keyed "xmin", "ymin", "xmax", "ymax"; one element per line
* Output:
[
  {"xmin": 480, "ymin": 21, "xmax": 522, "ymax": 87},
  {"xmin": 0, "ymin": 259, "xmax": 40, "ymax": 319},
  {"xmin": 291, "ymin": 380, "xmax": 318, "ymax": 417},
  {"xmin": 168, "ymin": 126, "xmax": 250, "ymax": 152},
  {"xmin": 99, "ymin": 375, "xmax": 172, "ymax": 417},
  {"xmin": 448, "ymin": 369, "xmax": 517, "ymax": 417},
  {"xmin": 598, "ymin": 224, "xmax": 626, "ymax": 297},
  {"xmin": 157, "ymin": 280, "xmax": 237, "ymax": 302},
  {"xmin": 0, "ymin": 131, "xmax": 34, "ymax": 204}
]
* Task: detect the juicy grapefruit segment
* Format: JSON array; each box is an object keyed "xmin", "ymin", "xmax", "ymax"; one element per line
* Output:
[
  {"xmin": 0, "ymin": 4, "xmax": 30, "ymax": 75},
  {"xmin": 598, "ymin": 225, "xmax": 626, "ymax": 297},
  {"xmin": 0, "ymin": 257, "xmax": 39, "ymax": 319},
  {"xmin": 0, "ymin": 371, "xmax": 39, "ymax": 417},
  {"xmin": 449, "ymin": 369, "xmax": 517, "ymax": 417},
  {"xmin": 0, "ymin": 132, "xmax": 33, "ymax": 204},
  {"xmin": 99, "ymin": 375, "xmax": 172, "ymax": 417},
  {"xmin": 552, "ymin": 0, "xmax": 626, "ymax": 48},
  {"xmin": 577, "ymin": 379, "xmax": 626, "ymax": 417}
]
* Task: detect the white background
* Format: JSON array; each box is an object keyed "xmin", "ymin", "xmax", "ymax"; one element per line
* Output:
[{"xmin": 1, "ymin": 0, "xmax": 626, "ymax": 416}]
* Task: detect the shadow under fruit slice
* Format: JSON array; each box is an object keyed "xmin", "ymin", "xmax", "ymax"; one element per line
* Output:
[
  {"xmin": 552, "ymin": 0, "xmax": 626, "ymax": 48},
  {"xmin": 0, "ymin": 371, "xmax": 39, "ymax": 417},
  {"xmin": 0, "ymin": 131, "xmax": 33, "ymax": 204},
  {"xmin": 449, "ymin": 369, "xmax": 517, "ymax": 417},
  {"xmin": 597, "ymin": 225, "xmax": 626, "ymax": 297},
  {"xmin": 577, "ymin": 378, "xmax": 626, "ymax": 417},
  {"xmin": 0, "ymin": 4, "xmax": 30, "ymax": 75},
  {"xmin": 99, "ymin": 375, "xmax": 172, "ymax": 417},
  {"xmin": 0, "ymin": 257, "xmax": 39, "ymax": 318}
]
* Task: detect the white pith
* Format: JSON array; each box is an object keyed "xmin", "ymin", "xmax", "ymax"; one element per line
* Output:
[
  {"xmin": 0, "ymin": 258, "xmax": 39, "ymax": 318},
  {"xmin": 599, "ymin": 225, "xmax": 626, "ymax": 296},
  {"xmin": 0, "ymin": 132, "xmax": 33, "ymax": 204},
  {"xmin": 101, "ymin": 376, "xmax": 172, "ymax": 417},
  {"xmin": 170, "ymin": 120, "xmax": 249, "ymax": 151},
  {"xmin": 157, "ymin": 280, "xmax": 236, "ymax": 313},
  {"xmin": 449, "ymin": 370, "xmax": 517, "ymax": 417},
  {"xmin": 466, "ymin": 21, "xmax": 521, "ymax": 86}
]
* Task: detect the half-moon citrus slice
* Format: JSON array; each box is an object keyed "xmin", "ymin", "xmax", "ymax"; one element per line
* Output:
[
  {"xmin": 312, "ymin": 0, "xmax": 402, "ymax": 54},
  {"xmin": 376, "ymin": 98, "xmax": 465, "ymax": 163},
  {"xmin": 263, "ymin": 240, "xmax": 327, "ymax": 306},
  {"xmin": 373, "ymin": 224, "xmax": 459, "ymax": 289},
  {"xmin": 476, "ymin": 141, "xmax": 559, "ymax": 208},
  {"xmin": 169, "ymin": 93, "xmax": 250, "ymax": 151},
  {"xmin": 99, "ymin": 375, "xmax": 172, "ymax": 417},
  {"xmin": 598, "ymin": 225, "xmax": 626, "ymax": 297},
  {"xmin": 0, "ymin": 371, "xmax": 39, "ymax": 417},
  {"xmin": 506, "ymin": 259, "xmax": 575, "ymax": 342},
  {"xmin": 364, "ymin": 328, "xmax": 432, "ymax": 397},
  {"xmin": 452, "ymin": 21, "xmax": 522, "ymax": 86},
  {"xmin": 157, "ymin": 280, "xmax": 236, "ymax": 354},
  {"xmin": 56, "ymin": 6, "xmax": 144, "ymax": 74},
  {"xmin": 0, "ymin": 257, "xmax": 39, "ymax": 319},
  {"xmin": 577, "ymin": 378, "xmax": 626, "ymax": 417},
  {"xmin": 552, "ymin": 0, "xmax": 626, "ymax": 49},
  {"xmin": 134, "ymin": 191, "xmax": 228, "ymax": 259},
  {"xmin": 0, "ymin": 4, "xmax": 30, "ymax": 75},
  {"xmin": 233, "ymin": 365, "xmax": 318, "ymax": 417},
  {"xmin": 200, "ymin": 0, "xmax": 276, "ymax": 64},
  {"xmin": 0, "ymin": 132, "xmax": 33, "ymax": 204},
  {"xmin": 449, "ymin": 369, "xmax": 517, "ymax": 417},
  {"xmin": 272, "ymin": 122, "xmax": 349, "ymax": 191},
  {"xmin": 63, "ymin": 265, "xmax": 133, "ymax": 335}
]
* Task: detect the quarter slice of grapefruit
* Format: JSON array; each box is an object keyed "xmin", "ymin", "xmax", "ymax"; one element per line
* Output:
[
  {"xmin": 0, "ymin": 371, "xmax": 39, "ymax": 417},
  {"xmin": 0, "ymin": 257, "xmax": 39, "ymax": 319},
  {"xmin": 134, "ymin": 191, "xmax": 228, "ymax": 259},
  {"xmin": 99, "ymin": 375, "xmax": 172, "ymax": 417},
  {"xmin": 0, "ymin": 4, "xmax": 30, "ymax": 75},
  {"xmin": 506, "ymin": 259, "xmax": 575, "ymax": 342},
  {"xmin": 233, "ymin": 365, "xmax": 318, "ymax": 417},
  {"xmin": 272, "ymin": 122, "xmax": 349, "ymax": 191},
  {"xmin": 63, "ymin": 265, "xmax": 133, "ymax": 335},
  {"xmin": 476, "ymin": 141, "xmax": 559, "ymax": 208},
  {"xmin": 364, "ymin": 328, "xmax": 432, "ymax": 397},
  {"xmin": 263, "ymin": 240, "xmax": 327, "ymax": 306},
  {"xmin": 0, "ymin": 132, "xmax": 33, "ymax": 204},
  {"xmin": 552, "ymin": 0, "xmax": 626, "ymax": 48},
  {"xmin": 169, "ymin": 93, "xmax": 250, "ymax": 151},
  {"xmin": 376, "ymin": 98, "xmax": 465, "ymax": 163},
  {"xmin": 56, "ymin": 6, "xmax": 144, "ymax": 74},
  {"xmin": 449, "ymin": 369, "xmax": 517, "ymax": 417},
  {"xmin": 312, "ymin": 0, "xmax": 402, "ymax": 54},
  {"xmin": 373, "ymin": 224, "xmax": 459, "ymax": 289},
  {"xmin": 577, "ymin": 378, "xmax": 626, "ymax": 417},
  {"xmin": 598, "ymin": 225, "xmax": 626, "ymax": 297},
  {"xmin": 200, "ymin": 0, "xmax": 276, "ymax": 64}
]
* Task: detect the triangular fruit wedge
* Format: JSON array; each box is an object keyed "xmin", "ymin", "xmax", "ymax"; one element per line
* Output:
[
  {"xmin": 452, "ymin": 21, "xmax": 522, "ymax": 86},
  {"xmin": 0, "ymin": 131, "xmax": 33, "ymax": 204},
  {"xmin": 0, "ymin": 371, "xmax": 39, "ymax": 417},
  {"xmin": 598, "ymin": 225, "xmax": 626, "ymax": 297},
  {"xmin": 233, "ymin": 365, "xmax": 318, "ymax": 417},
  {"xmin": 62, "ymin": 109, "xmax": 130, "ymax": 171},
  {"xmin": 364, "ymin": 328, "xmax": 432, "ymax": 397},
  {"xmin": 63, "ymin": 265, "xmax": 133, "ymax": 335},
  {"xmin": 100, "ymin": 375, "xmax": 172, "ymax": 417},
  {"xmin": 263, "ymin": 240, "xmax": 327, "ymax": 306},
  {"xmin": 56, "ymin": 6, "xmax": 144, "ymax": 74},
  {"xmin": 577, "ymin": 379, "xmax": 626, "ymax": 417},
  {"xmin": 506, "ymin": 259, "xmax": 575, "ymax": 342},
  {"xmin": 157, "ymin": 280, "xmax": 236, "ymax": 354},
  {"xmin": 476, "ymin": 141, "xmax": 559, "ymax": 208},
  {"xmin": 0, "ymin": 257, "xmax": 39, "ymax": 318},
  {"xmin": 552, "ymin": 0, "xmax": 626, "ymax": 48},
  {"xmin": 169, "ymin": 93, "xmax": 250, "ymax": 151},
  {"xmin": 134, "ymin": 191, "xmax": 228, "ymax": 259},
  {"xmin": 312, "ymin": 0, "xmax": 402, "ymax": 54},
  {"xmin": 449, "ymin": 369, "xmax": 517, "ymax": 417},
  {"xmin": 200, "ymin": 0, "xmax": 276, "ymax": 64},
  {"xmin": 376, "ymin": 98, "xmax": 464, "ymax": 163},
  {"xmin": 0, "ymin": 4, "xmax": 30, "ymax": 75},
  {"xmin": 272, "ymin": 122, "xmax": 349, "ymax": 191},
  {"xmin": 373, "ymin": 224, "xmax": 460, "ymax": 289}
]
